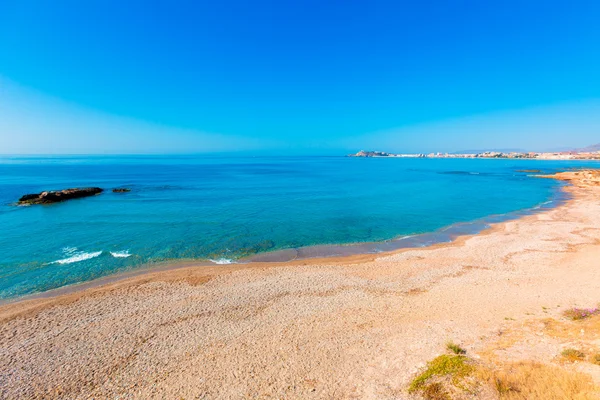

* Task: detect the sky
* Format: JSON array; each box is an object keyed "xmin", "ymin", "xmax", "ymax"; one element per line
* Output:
[{"xmin": 0, "ymin": 0, "xmax": 599, "ymax": 155}]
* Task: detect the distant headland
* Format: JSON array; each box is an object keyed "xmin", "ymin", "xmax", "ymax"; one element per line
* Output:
[{"xmin": 348, "ymin": 144, "xmax": 600, "ymax": 160}]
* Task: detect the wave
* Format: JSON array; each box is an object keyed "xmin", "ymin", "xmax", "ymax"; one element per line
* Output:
[
  {"xmin": 48, "ymin": 247, "xmax": 132, "ymax": 264},
  {"xmin": 532, "ymin": 200, "xmax": 553, "ymax": 210},
  {"xmin": 51, "ymin": 250, "xmax": 103, "ymax": 265},
  {"xmin": 110, "ymin": 250, "xmax": 132, "ymax": 258},
  {"xmin": 62, "ymin": 246, "xmax": 78, "ymax": 255},
  {"xmin": 209, "ymin": 258, "xmax": 235, "ymax": 265}
]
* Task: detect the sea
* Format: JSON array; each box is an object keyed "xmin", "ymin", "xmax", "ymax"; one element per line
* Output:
[{"xmin": 1, "ymin": 155, "xmax": 599, "ymax": 300}]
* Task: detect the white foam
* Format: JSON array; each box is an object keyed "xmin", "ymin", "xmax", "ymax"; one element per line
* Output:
[
  {"xmin": 532, "ymin": 200, "xmax": 553, "ymax": 210},
  {"xmin": 51, "ymin": 251, "xmax": 102, "ymax": 265},
  {"xmin": 62, "ymin": 246, "xmax": 78, "ymax": 255},
  {"xmin": 397, "ymin": 234, "xmax": 416, "ymax": 240},
  {"xmin": 110, "ymin": 250, "xmax": 132, "ymax": 258},
  {"xmin": 209, "ymin": 258, "xmax": 235, "ymax": 265}
]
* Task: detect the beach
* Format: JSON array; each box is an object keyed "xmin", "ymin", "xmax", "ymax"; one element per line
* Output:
[{"xmin": 2, "ymin": 170, "xmax": 600, "ymax": 399}]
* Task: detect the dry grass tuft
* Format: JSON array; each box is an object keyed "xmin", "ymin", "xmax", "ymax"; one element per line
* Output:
[
  {"xmin": 446, "ymin": 341, "xmax": 467, "ymax": 355},
  {"xmin": 592, "ymin": 354, "xmax": 600, "ymax": 366},
  {"xmin": 421, "ymin": 382, "xmax": 450, "ymax": 400},
  {"xmin": 539, "ymin": 314, "xmax": 600, "ymax": 342},
  {"xmin": 406, "ymin": 287, "xmax": 429, "ymax": 296},
  {"xmin": 479, "ymin": 361, "xmax": 600, "ymax": 400},
  {"xmin": 561, "ymin": 348, "xmax": 585, "ymax": 362}
]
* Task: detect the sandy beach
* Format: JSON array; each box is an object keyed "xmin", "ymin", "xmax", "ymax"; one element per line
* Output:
[{"xmin": 2, "ymin": 170, "xmax": 600, "ymax": 399}]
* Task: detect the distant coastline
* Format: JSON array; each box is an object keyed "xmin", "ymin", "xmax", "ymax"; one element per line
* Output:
[{"xmin": 348, "ymin": 146, "xmax": 600, "ymax": 160}]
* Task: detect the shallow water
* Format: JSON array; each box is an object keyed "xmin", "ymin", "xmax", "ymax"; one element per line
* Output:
[{"xmin": 1, "ymin": 155, "xmax": 598, "ymax": 299}]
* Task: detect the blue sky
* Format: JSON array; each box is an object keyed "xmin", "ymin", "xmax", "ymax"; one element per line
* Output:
[{"xmin": 0, "ymin": 0, "xmax": 599, "ymax": 154}]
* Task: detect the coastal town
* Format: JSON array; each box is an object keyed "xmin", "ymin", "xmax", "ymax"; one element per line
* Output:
[{"xmin": 349, "ymin": 145, "xmax": 600, "ymax": 160}]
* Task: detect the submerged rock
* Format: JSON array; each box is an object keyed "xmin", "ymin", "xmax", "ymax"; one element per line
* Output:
[
  {"xmin": 18, "ymin": 187, "xmax": 103, "ymax": 205},
  {"xmin": 112, "ymin": 188, "xmax": 131, "ymax": 193}
]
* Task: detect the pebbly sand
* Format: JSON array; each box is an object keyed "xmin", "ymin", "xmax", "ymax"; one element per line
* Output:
[{"xmin": 1, "ymin": 170, "xmax": 600, "ymax": 399}]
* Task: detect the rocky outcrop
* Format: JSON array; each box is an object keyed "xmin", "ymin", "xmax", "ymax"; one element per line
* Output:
[
  {"xmin": 18, "ymin": 188, "xmax": 104, "ymax": 205},
  {"xmin": 545, "ymin": 170, "xmax": 600, "ymax": 187},
  {"xmin": 347, "ymin": 150, "xmax": 390, "ymax": 157},
  {"xmin": 112, "ymin": 188, "xmax": 131, "ymax": 193}
]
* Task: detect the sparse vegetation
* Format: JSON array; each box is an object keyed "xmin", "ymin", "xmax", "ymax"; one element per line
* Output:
[
  {"xmin": 480, "ymin": 361, "xmax": 599, "ymax": 399},
  {"xmin": 408, "ymin": 354, "xmax": 475, "ymax": 396},
  {"xmin": 409, "ymin": 349, "xmax": 600, "ymax": 399},
  {"xmin": 421, "ymin": 382, "xmax": 450, "ymax": 400},
  {"xmin": 409, "ymin": 306, "xmax": 600, "ymax": 399},
  {"xmin": 561, "ymin": 348, "xmax": 585, "ymax": 362},
  {"xmin": 493, "ymin": 376, "xmax": 514, "ymax": 395},
  {"xmin": 446, "ymin": 341, "xmax": 467, "ymax": 355},
  {"xmin": 563, "ymin": 307, "xmax": 599, "ymax": 321}
]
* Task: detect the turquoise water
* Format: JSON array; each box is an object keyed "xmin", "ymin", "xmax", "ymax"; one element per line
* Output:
[{"xmin": 1, "ymin": 155, "xmax": 599, "ymax": 299}]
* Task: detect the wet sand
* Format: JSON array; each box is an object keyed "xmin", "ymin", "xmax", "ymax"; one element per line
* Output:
[{"xmin": 1, "ymin": 170, "xmax": 600, "ymax": 399}]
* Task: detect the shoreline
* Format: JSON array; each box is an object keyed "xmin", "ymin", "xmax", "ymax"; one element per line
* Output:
[
  {"xmin": 1, "ymin": 170, "xmax": 599, "ymax": 398},
  {"xmin": 0, "ymin": 176, "xmax": 570, "ymax": 308},
  {"xmin": 241, "ymin": 178, "xmax": 570, "ymax": 263},
  {"xmin": 348, "ymin": 150, "xmax": 600, "ymax": 160}
]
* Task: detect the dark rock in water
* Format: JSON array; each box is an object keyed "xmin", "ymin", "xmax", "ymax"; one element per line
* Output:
[
  {"xmin": 516, "ymin": 169, "xmax": 541, "ymax": 173},
  {"xmin": 112, "ymin": 188, "xmax": 131, "ymax": 193},
  {"xmin": 18, "ymin": 187, "xmax": 103, "ymax": 205},
  {"xmin": 18, "ymin": 193, "xmax": 42, "ymax": 202}
]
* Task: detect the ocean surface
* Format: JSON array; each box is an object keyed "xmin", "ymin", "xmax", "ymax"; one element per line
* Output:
[{"xmin": 1, "ymin": 155, "xmax": 599, "ymax": 300}]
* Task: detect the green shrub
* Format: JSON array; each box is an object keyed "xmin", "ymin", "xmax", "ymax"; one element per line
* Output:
[{"xmin": 409, "ymin": 354, "xmax": 474, "ymax": 393}]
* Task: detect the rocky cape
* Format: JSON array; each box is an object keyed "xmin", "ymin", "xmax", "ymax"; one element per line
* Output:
[
  {"xmin": 347, "ymin": 150, "xmax": 390, "ymax": 157},
  {"xmin": 18, "ymin": 188, "xmax": 104, "ymax": 205}
]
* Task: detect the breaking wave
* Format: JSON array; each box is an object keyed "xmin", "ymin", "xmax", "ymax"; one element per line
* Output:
[
  {"xmin": 50, "ymin": 248, "xmax": 103, "ymax": 265},
  {"xmin": 110, "ymin": 250, "xmax": 132, "ymax": 258},
  {"xmin": 209, "ymin": 258, "xmax": 235, "ymax": 265}
]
